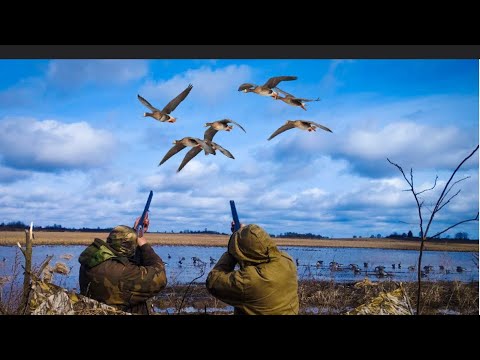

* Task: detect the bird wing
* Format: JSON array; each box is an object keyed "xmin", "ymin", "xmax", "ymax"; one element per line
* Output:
[
  {"xmin": 177, "ymin": 147, "xmax": 202, "ymax": 172},
  {"xmin": 308, "ymin": 121, "xmax": 333, "ymax": 133},
  {"xmin": 204, "ymin": 126, "xmax": 218, "ymax": 141},
  {"xmin": 267, "ymin": 122, "xmax": 295, "ymax": 140},
  {"xmin": 264, "ymin": 76, "xmax": 297, "ymax": 89},
  {"xmin": 211, "ymin": 142, "xmax": 235, "ymax": 159},
  {"xmin": 158, "ymin": 143, "xmax": 186, "ymax": 166},
  {"xmin": 195, "ymin": 138, "xmax": 215, "ymax": 154},
  {"xmin": 137, "ymin": 94, "xmax": 159, "ymax": 112},
  {"xmin": 296, "ymin": 97, "xmax": 321, "ymax": 102},
  {"xmin": 274, "ymin": 86, "xmax": 295, "ymax": 98},
  {"xmin": 161, "ymin": 84, "xmax": 193, "ymax": 114},
  {"xmin": 238, "ymin": 83, "xmax": 255, "ymax": 91},
  {"xmin": 224, "ymin": 119, "xmax": 246, "ymax": 133}
]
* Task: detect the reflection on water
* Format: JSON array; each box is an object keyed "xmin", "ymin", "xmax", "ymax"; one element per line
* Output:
[{"xmin": 0, "ymin": 244, "xmax": 478, "ymax": 290}]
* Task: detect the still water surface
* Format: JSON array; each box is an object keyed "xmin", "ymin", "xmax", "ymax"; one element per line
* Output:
[{"xmin": 0, "ymin": 245, "xmax": 477, "ymax": 290}]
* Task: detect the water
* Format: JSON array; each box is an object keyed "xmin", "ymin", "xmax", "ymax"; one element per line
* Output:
[{"xmin": 0, "ymin": 245, "xmax": 477, "ymax": 290}]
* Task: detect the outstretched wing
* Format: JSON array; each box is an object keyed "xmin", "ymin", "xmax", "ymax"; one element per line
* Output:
[
  {"xmin": 308, "ymin": 121, "xmax": 333, "ymax": 133},
  {"xmin": 211, "ymin": 142, "xmax": 235, "ymax": 159},
  {"xmin": 296, "ymin": 97, "xmax": 321, "ymax": 102},
  {"xmin": 162, "ymin": 84, "xmax": 193, "ymax": 114},
  {"xmin": 267, "ymin": 121, "xmax": 295, "ymax": 140},
  {"xmin": 263, "ymin": 76, "xmax": 297, "ymax": 89},
  {"xmin": 204, "ymin": 126, "xmax": 218, "ymax": 141},
  {"xmin": 177, "ymin": 147, "xmax": 202, "ymax": 172},
  {"xmin": 158, "ymin": 143, "xmax": 186, "ymax": 166},
  {"xmin": 274, "ymin": 86, "xmax": 295, "ymax": 98},
  {"xmin": 224, "ymin": 119, "xmax": 246, "ymax": 133},
  {"xmin": 137, "ymin": 94, "xmax": 160, "ymax": 112}
]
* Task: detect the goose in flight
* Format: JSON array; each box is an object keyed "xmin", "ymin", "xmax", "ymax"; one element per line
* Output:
[
  {"xmin": 137, "ymin": 84, "xmax": 193, "ymax": 123},
  {"xmin": 177, "ymin": 140, "xmax": 234, "ymax": 172},
  {"xmin": 268, "ymin": 120, "xmax": 332, "ymax": 140},
  {"xmin": 158, "ymin": 137, "xmax": 214, "ymax": 166},
  {"xmin": 177, "ymin": 119, "xmax": 242, "ymax": 172},
  {"xmin": 274, "ymin": 87, "xmax": 320, "ymax": 111},
  {"xmin": 204, "ymin": 119, "xmax": 246, "ymax": 139},
  {"xmin": 238, "ymin": 76, "xmax": 297, "ymax": 99}
]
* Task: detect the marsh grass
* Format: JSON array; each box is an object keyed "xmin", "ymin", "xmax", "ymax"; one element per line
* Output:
[{"xmin": 150, "ymin": 279, "xmax": 478, "ymax": 315}]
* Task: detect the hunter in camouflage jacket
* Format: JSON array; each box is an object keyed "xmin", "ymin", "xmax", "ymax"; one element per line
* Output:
[{"xmin": 79, "ymin": 225, "xmax": 166, "ymax": 314}]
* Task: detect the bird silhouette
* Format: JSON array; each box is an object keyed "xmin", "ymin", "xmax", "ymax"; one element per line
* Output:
[
  {"xmin": 274, "ymin": 87, "xmax": 320, "ymax": 111},
  {"xmin": 176, "ymin": 119, "xmax": 243, "ymax": 172},
  {"xmin": 137, "ymin": 84, "xmax": 193, "ymax": 123},
  {"xmin": 268, "ymin": 120, "xmax": 332, "ymax": 140},
  {"xmin": 238, "ymin": 76, "xmax": 297, "ymax": 99},
  {"xmin": 158, "ymin": 137, "xmax": 214, "ymax": 167}
]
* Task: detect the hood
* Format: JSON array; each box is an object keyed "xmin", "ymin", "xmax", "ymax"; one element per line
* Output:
[
  {"xmin": 78, "ymin": 238, "xmax": 120, "ymax": 268},
  {"xmin": 228, "ymin": 224, "xmax": 279, "ymax": 265}
]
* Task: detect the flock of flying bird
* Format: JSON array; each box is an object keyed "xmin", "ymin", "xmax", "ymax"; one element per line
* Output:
[{"xmin": 137, "ymin": 75, "xmax": 333, "ymax": 172}]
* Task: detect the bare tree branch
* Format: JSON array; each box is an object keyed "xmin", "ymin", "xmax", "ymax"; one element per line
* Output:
[
  {"xmin": 415, "ymin": 176, "xmax": 438, "ymax": 196},
  {"xmin": 429, "ymin": 212, "xmax": 479, "ymax": 239},
  {"xmin": 438, "ymin": 176, "xmax": 470, "ymax": 207},
  {"xmin": 424, "ymin": 145, "xmax": 479, "ymax": 237},
  {"xmin": 436, "ymin": 189, "xmax": 461, "ymax": 213}
]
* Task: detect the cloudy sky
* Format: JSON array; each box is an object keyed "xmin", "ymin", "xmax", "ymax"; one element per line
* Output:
[{"xmin": 0, "ymin": 59, "xmax": 478, "ymax": 238}]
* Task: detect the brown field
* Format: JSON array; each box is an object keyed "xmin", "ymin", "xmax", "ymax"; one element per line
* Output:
[{"xmin": 0, "ymin": 231, "xmax": 477, "ymax": 252}]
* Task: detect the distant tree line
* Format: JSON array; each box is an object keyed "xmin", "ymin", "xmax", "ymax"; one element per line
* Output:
[
  {"xmin": 179, "ymin": 229, "xmax": 228, "ymax": 235},
  {"xmin": 0, "ymin": 221, "xmax": 113, "ymax": 232},
  {"xmin": 273, "ymin": 232, "xmax": 330, "ymax": 239}
]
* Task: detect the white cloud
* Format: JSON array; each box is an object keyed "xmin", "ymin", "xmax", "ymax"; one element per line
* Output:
[
  {"xmin": 47, "ymin": 60, "xmax": 148, "ymax": 87},
  {"xmin": 140, "ymin": 65, "xmax": 253, "ymax": 104},
  {"xmin": 0, "ymin": 118, "xmax": 117, "ymax": 171}
]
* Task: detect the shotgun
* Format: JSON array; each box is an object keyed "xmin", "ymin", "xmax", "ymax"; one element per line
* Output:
[
  {"xmin": 136, "ymin": 191, "xmax": 153, "ymax": 237},
  {"xmin": 230, "ymin": 200, "xmax": 240, "ymax": 232}
]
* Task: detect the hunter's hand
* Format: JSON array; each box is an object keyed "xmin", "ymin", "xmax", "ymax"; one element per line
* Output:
[
  {"xmin": 231, "ymin": 221, "xmax": 244, "ymax": 233},
  {"xmin": 134, "ymin": 213, "xmax": 150, "ymax": 246}
]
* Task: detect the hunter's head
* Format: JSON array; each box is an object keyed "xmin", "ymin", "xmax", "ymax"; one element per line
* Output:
[
  {"xmin": 228, "ymin": 224, "xmax": 277, "ymax": 266},
  {"xmin": 107, "ymin": 225, "xmax": 138, "ymax": 257}
]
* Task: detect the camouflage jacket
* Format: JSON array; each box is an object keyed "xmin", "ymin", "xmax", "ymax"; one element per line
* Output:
[{"xmin": 79, "ymin": 238, "xmax": 167, "ymax": 314}]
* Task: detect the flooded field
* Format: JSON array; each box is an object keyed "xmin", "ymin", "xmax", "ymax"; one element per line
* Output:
[{"xmin": 0, "ymin": 245, "xmax": 477, "ymax": 290}]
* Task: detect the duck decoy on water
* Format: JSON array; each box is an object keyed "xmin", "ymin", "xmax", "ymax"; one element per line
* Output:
[
  {"xmin": 238, "ymin": 76, "xmax": 297, "ymax": 99},
  {"xmin": 137, "ymin": 84, "xmax": 193, "ymax": 123},
  {"xmin": 268, "ymin": 120, "xmax": 332, "ymax": 141},
  {"xmin": 274, "ymin": 87, "xmax": 320, "ymax": 111},
  {"xmin": 158, "ymin": 137, "xmax": 214, "ymax": 167}
]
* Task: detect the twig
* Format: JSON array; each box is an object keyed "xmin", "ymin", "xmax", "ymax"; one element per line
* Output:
[
  {"xmin": 429, "ymin": 213, "xmax": 479, "ymax": 239},
  {"xmin": 176, "ymin": 265, "xmax": 206, "ymax": 315}
]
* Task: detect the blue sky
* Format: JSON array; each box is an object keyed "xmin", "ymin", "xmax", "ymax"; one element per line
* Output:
[{"xmin": 0, "ymin": 59, "xmax": 478, "ymax": 238}]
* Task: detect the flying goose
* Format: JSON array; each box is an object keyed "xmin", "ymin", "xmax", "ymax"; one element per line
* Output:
[
  {"xmin": 204, "ymin": 119, "xmax": 246, "ymax": 138},
  {"xmin": 267, "ymin": 120, "xmax": 332, "ymax": 140},
  {"xmin": 158, "ymin": 137, "xmax": 214, "ymax": 166},
  {"xmin": 176, "ymin": 119, "xmax": 242, "ymax": 172},
  {"xmin": 238, "ymin": 76, "xmax": 297, "ymax": 99},
  {"xmin": 177, "ymin": 139, "xmax": 234, "ymax": 172},
  {"xmin": 137, "ymin": 84, "xmax": 193, "ymax": 123},
  {"xmin": 274, "ymin": 87, "xmax": 320, "ymax": 111}
]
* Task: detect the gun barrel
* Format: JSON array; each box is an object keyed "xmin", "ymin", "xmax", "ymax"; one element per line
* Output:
[
  {"xmin": 230, "ymin": 200, "xmax": 240, "ymax": 232},
  {"xmin": 137, "ymin": 191, "xmax": 153, "ymax": 235}
]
